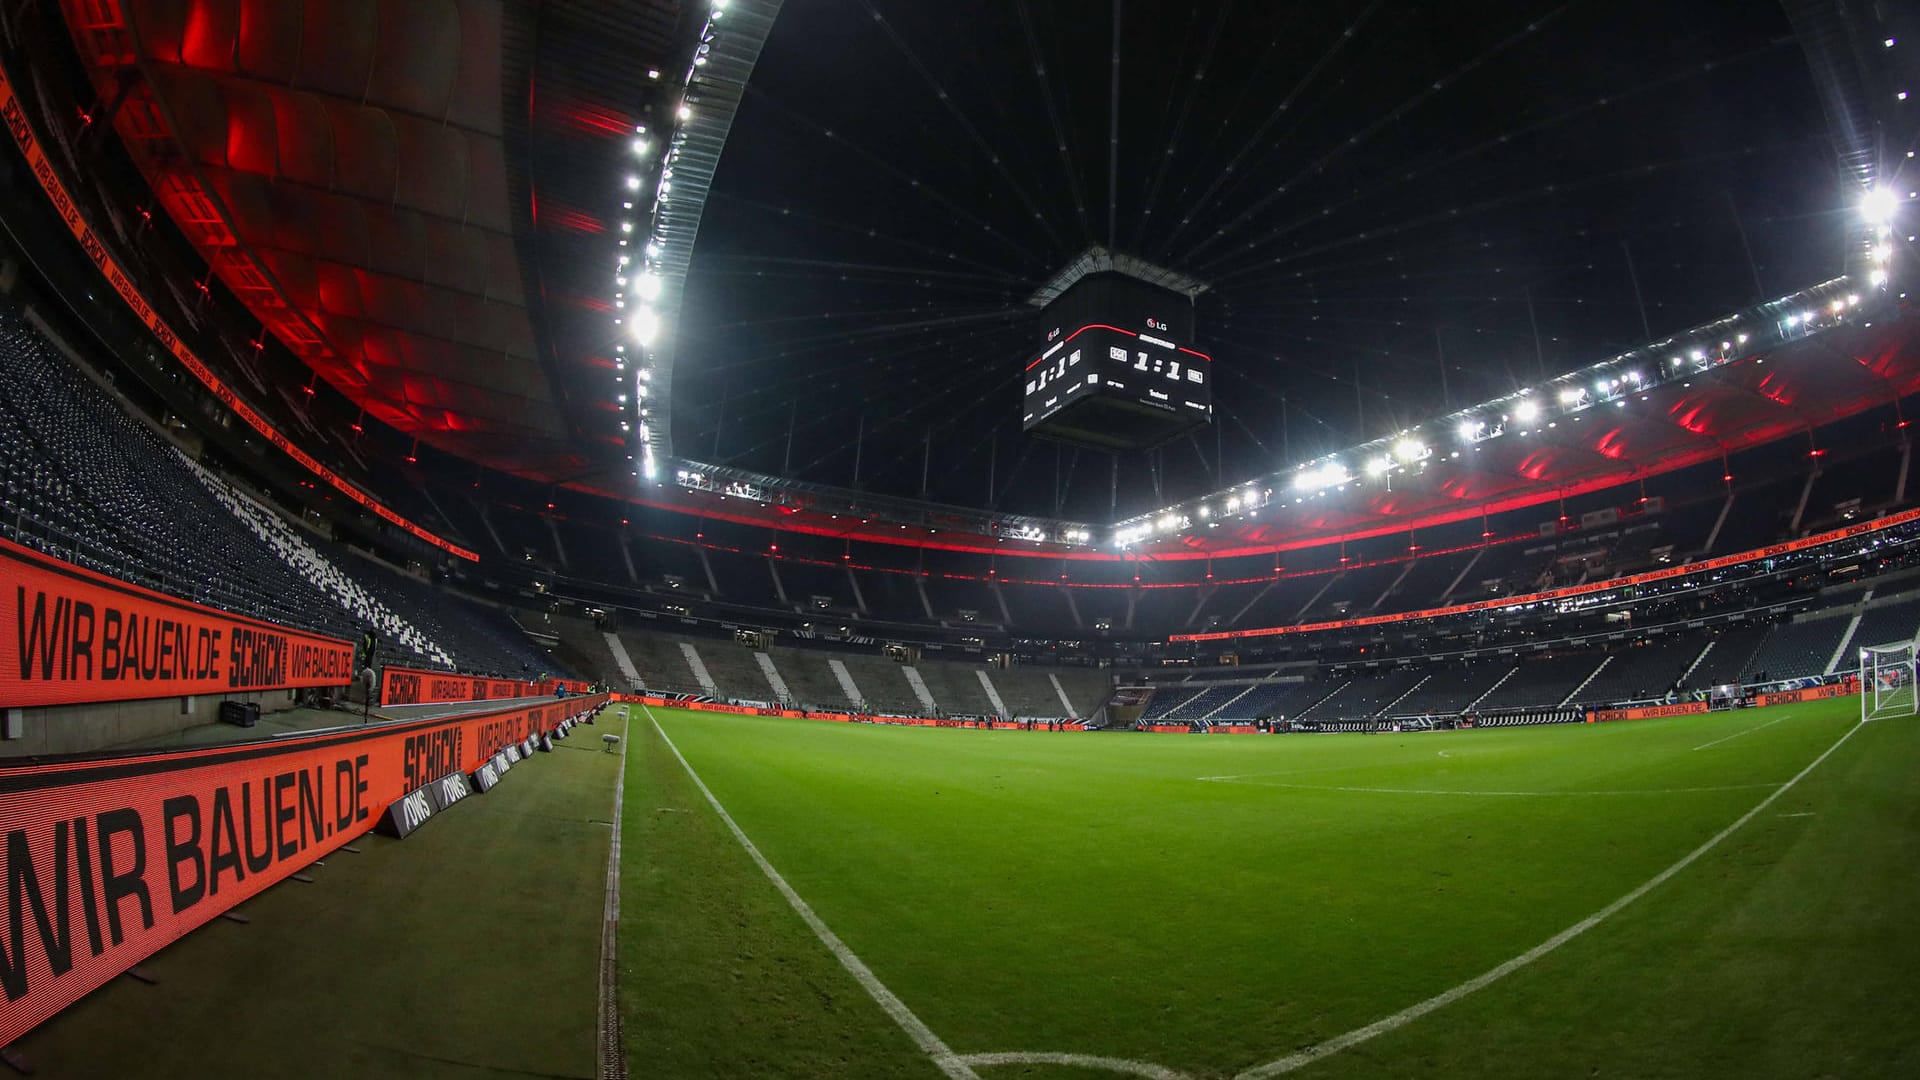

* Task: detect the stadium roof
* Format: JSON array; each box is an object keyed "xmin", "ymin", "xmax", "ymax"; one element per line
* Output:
[
  {"xmin": 666, "ymin": 0, "xmax": 1901, "ymax": 520},
  {"xmin": 56, "ymin": 0, "xmax": 1920, "ymax": 555},
  {"xmin": 600, "ymin": 292, "xmax": 1920, "ymax": 560},
  {"xmin": 58, "ymin": 0, "xmax": 698, "ymax": 481}
]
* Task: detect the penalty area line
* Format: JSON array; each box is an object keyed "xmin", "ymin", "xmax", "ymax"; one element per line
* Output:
[
  {"xmin": 1203, "ymin": 780, "xmax": 1780, "ymax": 797},
  {"xmin": 1232, "ymin": 717, "xmax": 1867, "ymax": 1079},
  {"xmin": 645, "ymin": 707, "xmax": 980, "ymax": 1080},
  {"xmin": 1692, "ymin": 713, "xmax": 1792, "ymax": 751},
  {"xmin": 958, "ymin": 1051, "xmax": 1194, "ymax": 1078}
]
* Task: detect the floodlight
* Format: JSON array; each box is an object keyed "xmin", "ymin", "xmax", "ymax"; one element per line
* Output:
[
  {"xmin": 633, "ymin": 307, "xmax": 660, "ymax": 346},
  {"xmin": 1862, "ymin": 187, "xmax": 1899, "ymax": 224}
]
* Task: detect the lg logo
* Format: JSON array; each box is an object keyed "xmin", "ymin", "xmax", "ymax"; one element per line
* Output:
[{"xmin": 1146, "ymin": 317, "xmax": 1168, "ymax": 331}]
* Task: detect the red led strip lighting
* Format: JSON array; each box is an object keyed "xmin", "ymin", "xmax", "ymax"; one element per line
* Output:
[{"xmin": 0, "ymin": 59, "xmax": 478, "ymax": 562}]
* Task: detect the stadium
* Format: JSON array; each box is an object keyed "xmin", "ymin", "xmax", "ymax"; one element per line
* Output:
[{"xmin": 0, "ymin": 0, "xmax": 1915, "ymax": 1077}]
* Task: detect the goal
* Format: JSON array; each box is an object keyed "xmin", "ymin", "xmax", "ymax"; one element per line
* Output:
[{"xmin": 1859, "ymin": 639, "xmax": 1918, "ymax": 722}]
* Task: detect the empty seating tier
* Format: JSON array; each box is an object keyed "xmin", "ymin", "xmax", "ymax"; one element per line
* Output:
[
  {"xmin": 768, "ymin": 647, "xmax": 857, "ymax": 711},
  {"xmin": 1165, "ymin": 685, "xmax": 1245, "ymax": 720},
  {"xmin": 1209, "ymin": 681, "xmax": 1325, "ymax": 721},
  {"xmin": 1742, "ymin": 617, "xmax": 1850, "ymax": 683},
  {"xmin": 1572, "ymin": 635, "xmax": 1710, "ymax": 706},
  {"xmin": 0, "ymin": 308, "xmax": 563, "ymax": 682},
  {"xmin": 1314, "ymin": 669, "xmax": 1429, "ymax": 719},
  {"xmin": 695, "ymin": 642, "xmax": 781, "ymax": 702},
  {"xmin": 1474, "ymin": 654, "xmax": 1605, "ymax": 711},
  {"xmin": 1387, "ymin": 658, "xmax": 1515, "ymax": 716},
  {"xmin": 1839, "ymin": 595, "xmax": 1920, "ymax": 661},
  {"xmin": 1679, "ymin": 625, "xmax": 1771, "ymax": 690}
]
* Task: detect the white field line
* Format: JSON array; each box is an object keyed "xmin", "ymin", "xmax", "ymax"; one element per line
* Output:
[
  {"xmin": 597, "ymin": 707, "xmax": 632, "ymax": 1080},
  {"xmin": 646, "ymin": 707, "xmax": 980, "ymax": 1080},
  {"xmin": 957, "ymin": 1051, "xmax": 1193, "ymax": 1078},
  {"xmin": 1201, "ymin": 779, "xmax": 1782, "ymax": 797},
  {"xmin": 1233, "ymin": 719, "xmax": 1866, "ymax": 1079},
  {"xmin": 1195, "ymin": 757, "xmax": 1448, "ymax": 783},
  {"xmin": 1196, "ymin": 747, "xmax": 1514, "ymax": 785},
  {"xmin": 1692, "ymin": 713, "xmax": 1793, "ymax": 751}
]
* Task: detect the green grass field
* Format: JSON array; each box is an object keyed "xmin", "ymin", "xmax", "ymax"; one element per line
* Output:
[{"xmin": 621, "ymin": 697, "xmax": 1920, "ymax": 1079}]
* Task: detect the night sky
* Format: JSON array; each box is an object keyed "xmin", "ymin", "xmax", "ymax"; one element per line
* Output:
[{"xmin": 674, "ymin": 0, "xmax": 1842, "ymax": 520}]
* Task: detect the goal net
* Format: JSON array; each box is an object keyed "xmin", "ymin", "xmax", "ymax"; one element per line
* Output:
[{"xmin": 1859, "ymin": 639, "xmax": 1918, "ymax": 722}]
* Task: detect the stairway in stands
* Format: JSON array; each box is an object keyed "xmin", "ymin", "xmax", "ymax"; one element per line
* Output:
[
  {"xmin": 1559, "ymin": 656, "xmax": 1612, "ymax": 707},
  {"xmin": 605, "ymin": 632, "xmax": 643, "ymax": 689},
  {"xmin": 755, "ymin": 652, "xmax": 793, "ymax": 703},
  {"xmin": 179, "ymin": 451, "xmax": 452, "ymax": 668},
  {"xmin": 976, "ymin": 670, "xmax": 1011, "ymax": 719},
  {"xmin": 678, "ymin": 643, "xmax": 720, "ymax": 695},
  {"xmin": 901, "ymin": 666, "xmax": 939, "ymax": 714},
  {"xmin": 828, "ymin": 659, "xmax": 866, "ymax": 710}
]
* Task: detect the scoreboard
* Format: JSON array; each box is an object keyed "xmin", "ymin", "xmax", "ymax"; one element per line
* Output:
[{"xmin": 1022, "ymin": 273, "xmax": 1211, "ymax": 451}]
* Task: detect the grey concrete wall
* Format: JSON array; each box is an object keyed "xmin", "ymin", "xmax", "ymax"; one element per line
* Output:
[{"xmin": 1, "ymin": 688, "xmax": 300, "ymax": 758}]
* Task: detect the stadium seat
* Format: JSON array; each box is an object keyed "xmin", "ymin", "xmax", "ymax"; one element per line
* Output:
[{"xmin": 0, "ymin": 305, "xmax": 569, "ymax": 682}]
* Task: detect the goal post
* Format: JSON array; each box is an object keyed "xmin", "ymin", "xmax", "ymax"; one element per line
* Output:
[{"xmin": 1859, "ymin": 639, "xmax": 1918, "ymax": 723}]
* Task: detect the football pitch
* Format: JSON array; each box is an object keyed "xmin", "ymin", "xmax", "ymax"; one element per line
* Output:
[{"xmin": 619, "ymin": 697, "xmax": 1920, "ymax": 1079}]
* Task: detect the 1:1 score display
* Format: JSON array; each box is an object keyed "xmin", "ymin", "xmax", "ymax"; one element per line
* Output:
[{"xmin": 1110, "ymin": 344, "xmax": 1205, "ymax": 385}]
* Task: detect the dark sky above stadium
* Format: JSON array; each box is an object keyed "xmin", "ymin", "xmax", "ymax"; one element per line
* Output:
[{"xmin": 671, "ymin": 0, "xmax": 1839, "ymax": 521}]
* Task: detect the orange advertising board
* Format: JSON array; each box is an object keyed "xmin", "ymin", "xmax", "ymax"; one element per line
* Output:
[
  {"xmin": 1585, "ymin": 701, "xmax": 1710, "ymax": 723},
  {"xmin": 1, "ymin": 537, "xmax": 355, "ymax": 708},
  {"xmin": 0, "ymin": 692, "xmax": 605, "ymax": 1046},
  {"xmin": 381, "ymin": 667, "xmax": 537, "ymax": 707},
  {"xmin": 1755, "ymin": 680, "xmax": 1858, "ymax": 707},
  {"xmin": 624, "ymin": 695, "xmax": 805, "ymax": 718}
]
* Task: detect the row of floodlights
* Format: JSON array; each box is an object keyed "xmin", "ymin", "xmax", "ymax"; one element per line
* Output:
[
  {"xmin": 1116, "ymin": 274, "xmax": 1893, "ymax": 544},
  {"xmin": 1113, "ymin": 485, "xmax": 1271, "ymax": 545},
  {"xmin": 1784, "ymin": 295, "xmax": 1864, "ymax": 331},
  {"xmin": 1270, "ymin": 289, "xmax": 1886, "ymax": 507},
  {"xmin": 615, "ymin": 0, "xmax": 735, "ymax": 481}
]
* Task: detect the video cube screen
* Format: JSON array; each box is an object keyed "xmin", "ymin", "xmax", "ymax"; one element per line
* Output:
[{"xmin": 1022, "ymin": 273, "xmax": 1210, "ymax": 451}]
